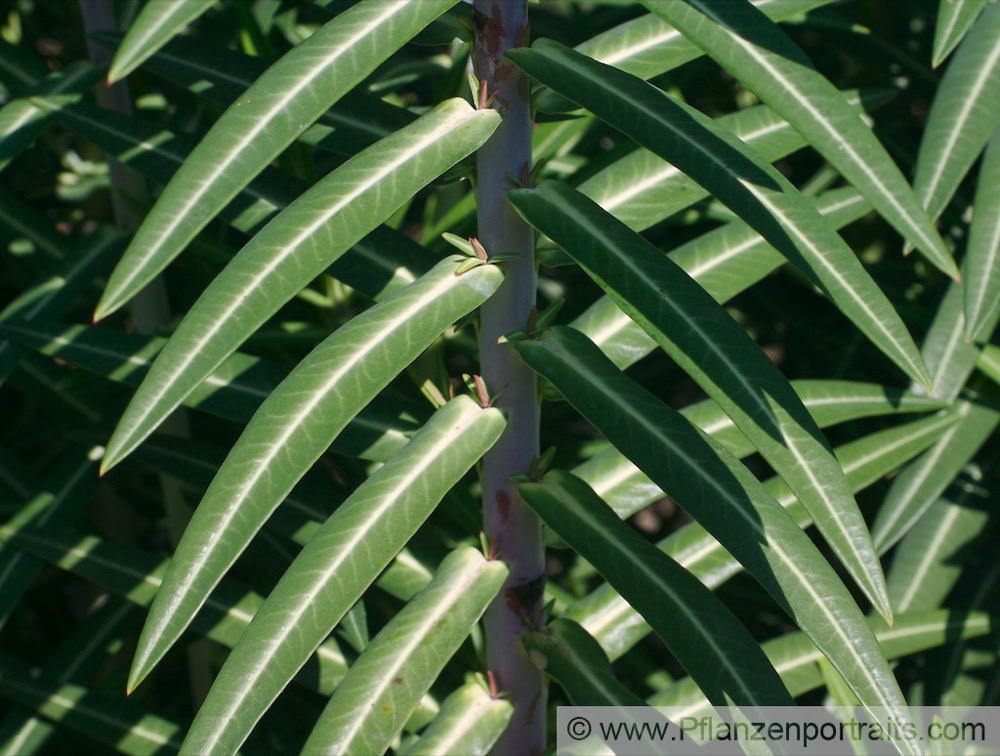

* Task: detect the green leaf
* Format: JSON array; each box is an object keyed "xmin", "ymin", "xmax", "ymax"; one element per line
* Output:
[
  {"xmin": 514, "ymin": 328, "xmax": 914, "ymax": 732},
  {"xmin": 297, "ymin": 547, "xmax": 507, "ymax": 756},
  {"xmin": 509, "ymin": 182, "xmax": 892, "ymax": 619},
  {"xmin": 642, "ymin": 0, "xmax": 957, "ymax": 279},
  {"xmin": 651, "ymin": 611, "xmax": 995, "ymax": 709},
  {"xmin": 568, "ymin": 411, "xmax": 960, "ymax": 662},
  {"xmin": 107, "ymin": 0, "xmax": 219, "ymax": 83},
  {"xmin": 396, "ymin": 679, "xmax": 513, "ymax": 756},
  {"xmin": 887, "ymin": 467, "xmax": 993, "ymax": 614},
  {"xmin": 522, "ymin": 618, "xmax": 646, "ymax": 707},
  {"xmin": 536, "ymin": 0, "xmax": 837, "ymax": 113},
  {"xmin": 101, "ymin": 97, "xmax": 499, "ymax": 471},
  {"xmin": 574, "ymin": 187, "xmax": 872, "ymax": 370},
  {"xmin": 871, "ymin": 396, "xmax": 1000, "ymax": 553},
  {"xmin": 506, "ymin": 42, "xmax": 932, "ymax": 393},
  {"xmin": 0, "ymin": 319, "xmax": 422, "ymax": 463},
  {"xmin": 95, "ymin": 0, "xmax": 460, "ymax": 320},
  {"xmin": 962, "ymin": 131, "xmax": 1000, "ymax": 339},
  {"xmin": 932, "ymin": 0, "xmax": 988, "ymax": 68},
  {"xmin": 128, "ymin": 261, "xmax": 502, "ymax": 691},
  {"xmin": 923, "ymin": 283, "xmax": 1000, "ymax": 402},
  {"xmin": 520, "ymin": 470, "xmax": 793, "ymax": 707},
  {"xmin": 914, "ymin": 3, "xmax": 1000, "ymax": 226}
]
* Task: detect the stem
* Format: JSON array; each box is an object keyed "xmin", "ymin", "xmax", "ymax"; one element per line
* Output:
[{"xmin": 473, "ymin": 1, "xmax": 546, "ymax": 753}]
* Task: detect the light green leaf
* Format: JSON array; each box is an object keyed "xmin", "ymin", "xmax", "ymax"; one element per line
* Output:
[
  {"xmin": 978, "ymin": 344, "xmax": 1000, "ymax": 388},
  {"xmin": 128, "ymin": 261, "xmax": 502, "ymax": 692},
  {"xmin": 506, "ymin": 41, "xmax": 932, "ymax": 392},
  {"xmin": 914, "ymin": 3, "xmax": 1000, "ymax": 226},
  {"xmin": 871, "ymin": 396, "xmax": 1000, "ymax": 553},
  {"xmin": 932, "ymin": 0, "xmax": 989, "ymax": 68},
  {"xmin": 923, "ymin": 283, "xmax": 1000, "ymax": 402},
  {"xmin": 107, "ymin": 0, "xmax": 219, "ymax": 83},
  {"xmin": 887, "ymin": 465, "xmax": 993, "ymax": 614},
  {"xmin": 95, "ymin": 0, "xmax": 460, "ymax": 320},
  {"xmin": 509, "ymin": 183, "xmax": 892, "ymax": 619},
  {"xmin": 397, "ymin": 680, "xmax": 513, "ymax": 756},
  {"xmin": 962, "ymin": 130, "xmax": 1000, "ymax": 339},
  {"xmin": 514, "ymin": 327, "xmax": 914, "ymax": 734},
  {"xmin": 298, "ymin": 547, "xmax": 507, "ymax": 756},
  {"xmin": 569, "ymin": 411, "xmax": 960, "ymax": 661},
  {"xmin": 522, "ymin": 619, "xmax": 646, "ymax": 707},
  {"xmin": 643, "ymin": 0, "xmax": 957, "ymax": 279},
  {"xmin": 651, "ymin": 611, "xmax": 994, "ymax": 710},
  {"xmin": 0, "ymin": 319, "xmax": 421, "ymax": 463},
  {"xmin": 101, "ymin": 97, "xmax": 499, "ymax": 471},
  {"xmin": 520, "ymin": 470, "xmax": 793, "ymax": 707}
]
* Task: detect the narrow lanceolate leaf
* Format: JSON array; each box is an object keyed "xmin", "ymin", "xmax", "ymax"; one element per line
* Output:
[
  {"xmin": 506, "ymin": 42, "xmax": 932, "ymax": 392},
  {"xmin": 536, "ymin": 0, "xmax": 836, "ymax": 113},
  {"xmin": 923, "ymin": 283, "xmax": 1000, "ymax": 402},
  {"xmin": 963, "ymin": 132, "xmax": 1000, "ymax": 339},
  {"xmin": 568, "ymin": 412, "xmax": 960, "ymax": 662},
  {"xmin": 514, "ymin": 328, "xmax": 915, "ymax": 741},
  {"xmin": 95, "ymin": 0, "xmax": 459, "ymax": 320},
  {"xmin": 871, "ymin": 397, "xmax": 1000, "ymax": 552},
  {"xmin": 298, "ymin": 548, "xmax": 507, "ymax": 756},
  {"xmin": 932, "ymin": 0, "xmax": 989, "ymax": 68},
  {"xmin": 522, "ymin": 619, "xmax": 646, "ymax": 707},
  {"xmin": 520, "ymin": 471, "xmax": 792, "ymax": 707},
  {"xmin": 107, "ymin": 0, "xmax": 218, "ymax": 82},
  {"xmin": 651, "ymin": 611, "xmax": 994, "ymax": 710},
  {"xmin": 396, "ymin": 680, "xmax": 513, "ymax": 756},
  {"xmin": 128, "ymin": 262, "xmax": 502, "ymax": 692},
  {"xmin": 510, "ymin": 183, "xmax": 892, "ymax": 619},
  {"xmin": 642, "ymin": 0, "xmax": 957, "ymax": 279},
  {"xmin": 102, "ymin": 98, "xmax": 499, "ymax": 471},
  {"xmin": 914, "ymin": 3, "xmax": 1000, "ymax": 226},
  {"xmin": 575, "ymin": 188, "xmax": 872, "ymax": 370},
  {"xmin": 887, "ymin": 472, "xmax": 992, "ymax": 614},
  {"xmin": 173, "ymin": 401, "xmax": 504, "ymax": 751}
]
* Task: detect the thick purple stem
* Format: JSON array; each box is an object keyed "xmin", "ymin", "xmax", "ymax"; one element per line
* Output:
[{"xmin": 473, "ymin": 0, "xmax": 546, "ymax": 753}]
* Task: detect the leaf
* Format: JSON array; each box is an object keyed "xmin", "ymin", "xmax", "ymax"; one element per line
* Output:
[
  {"xmin": 651, "ymin": 611, "xmax": 995, "ymax": 710},
  {"xmin": 509, "ymin": 182, "xmax": 892, "ymax": 619},
  {"xmin": 107, "ymin": 0, "xmax": 219, "ymax": 83},
  {"xmin": 101, "ymin": 97, "xmax": 499, "ymax": 471},
  {"xmin": 914, "ymin": 3, "xmax": 1000, "ymax": 226},
  {"xmin": 536, "ymin": 0, "xmax": 837, "ymax": 113},
  {"xmin": 514, "ymin": 327, "xmax": 914, "ymax": 735},
  {"xmin": 127, "ymin": 261, "xmax": 503, "ymax": 691},
  {"xmin": 923, "ymin": 283, "xmax": 1000, "ymax": 402},
  {"xmin": 396, "ymin": 680, "xmax": 513, "ymax": 756},
  {"xmin": 506, "ymin": 42, "xmax": 932, "ymax": 393},
  {"xmin": 932, "ymin": 0, "xmax": 989, "ymax": 68},
  {"xmin": 887, "ymin": 468, "xmax": 992, "ymax": 614},
  {"xmin": 642, "ymin": 0, "xmax": 957, "ymax": 279},
  {"xmin": 522, "ymin": 619, "xmax": 646, "ymax": 707},
  {"xmin": 520, "ymin": 471, "xmax": 793, "ymax": 707},
  {"xmin": 574, "ymin": 188, "xmax": 872, "ymax": 370},
  {"xmin": 568, "ymin": 411, "xmax": 960, "ymax": 662},
  {"xmin": 962, "ymin": 130, "xmax": 1000, "ymax": 339},
  {"xmin": 297, "ymin": 547, "xmax": 507, "ymax": 756},
  {"xmin": 871, "ymin": 396, "xmax": 1000, "ymax": 553},
  {"xmin": 94, "ymin": 0, "xmax": 461, "ymax": 320}
]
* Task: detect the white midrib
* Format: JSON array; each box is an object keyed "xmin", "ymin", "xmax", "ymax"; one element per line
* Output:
[
  {"xmin": 896, "ymin": 503, "xmax": 961, "ymax": 613},
  {"xmin": 965, "ymin": 194, "xmax": 1000, "ymax": 329},
  {"xmin": 112, "ymin": 0, "xmax": 408, "ymax": 297},
  {"xmin": 332, "ymin": 561, "xmax": 491, "ymax": 750},
  {"xmin": 688, "ymin": 0, "xmax": 938, "ymax": 258},
  {"xmin": 118, "ymin": 107, "xmax": 472, "ymax": 446},
  {"xmin": 119, "ymin": 5, "xmax": 205, "ymax": 72},
  {"xmin": 198, "ymin": 402, "xmax": 483, "ymax": 750},
  {"xmin": 919, "ymin": 35, "xmax": 1000, "ymax": 214}
]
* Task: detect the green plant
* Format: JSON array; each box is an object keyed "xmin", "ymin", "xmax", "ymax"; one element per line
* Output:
[{"xmin": 1, "ymin": 0, "xmax": 998, "ymax": 753}]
